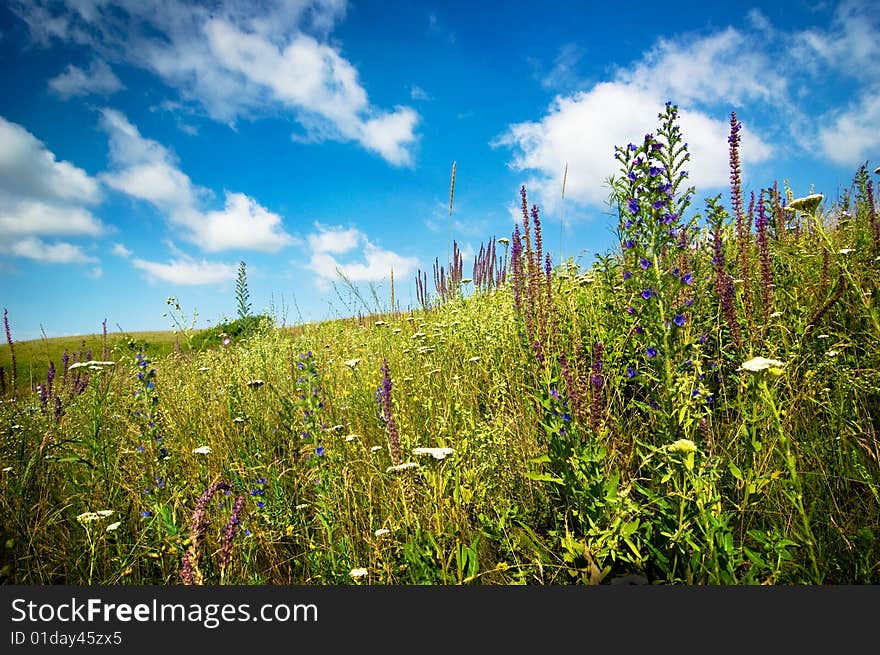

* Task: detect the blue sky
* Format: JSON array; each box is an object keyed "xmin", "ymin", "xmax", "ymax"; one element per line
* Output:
[{"xmin": 1, "ymin": 0, "xmax": 878, "ymax": 340}]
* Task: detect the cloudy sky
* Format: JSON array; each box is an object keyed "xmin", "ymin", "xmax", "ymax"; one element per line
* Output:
[{"xmin": 0, "ymin": 0, "xmax": 877, "ymax": 339}]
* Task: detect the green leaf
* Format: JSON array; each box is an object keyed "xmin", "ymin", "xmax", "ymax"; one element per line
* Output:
[
  {"xmin": 728, "ymin": 461, "xmax": 744, "ymax": 481},
  {"xmin": 525, "ymin": 471, "xmax": 563, "ymax": 484}
]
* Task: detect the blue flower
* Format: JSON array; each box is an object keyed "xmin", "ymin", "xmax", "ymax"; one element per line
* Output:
[
  {"xmin": 626, "ymin": 306, "xmax": 635, "ymax": 315},
  {"xmin": 623, "ymin": 240, "xmax": 635, "ymax": 249},
  {"xmin": 681, "ymin": 272, "xmax": 694, "ymax": 286},
  {"xmin": 256, "ymin": 501, "xmax": 265, "ymax": 509},
  {"xmin": 626, "ymin": 366, "xmax": 637, "ymax": 378},
  {"xmin": 628, "ymin": 143, "xmax": 637, "ymax": 152},
  {"xmin": 549, "ymin": 388, "xmax": 560, "ymax": 399},
  {"xmin": 315, "ymin": 446, "xmax": 325, "ymax": 457},
  {"xmin": 646, "ymin": 346, "xmax": 658, "ymax": 358},
  {"xmin": 649, "ymin": 166, "xmax": 663, "ymax": 177},
  {"xmin": 623, "ymin": 271, "xmax": 633, "ymax": 280},
  {"xmin": 140, "ymin": 511, "xmax": 152, "ymax": 518},
  {"xmin": 627, "ymin": 198, "xmax": 640, "ymax": 214},
  {"xmin": 634, "ymin": 326, "xmax": 645, "ymax": 334},
  {"xmin": 684, "ymin": 298, "xmax": 694, "ymax": 307},
  {"xmin": 641, "ymin": 288, "xmax": 653, "ymax": 300},
  {"xmin": 639, "ymin": 257, "xmax": 650, "ymax": 270},
  {"xmin": 674, "ymin": 314, "xmax": 686, "ymax": 327},
  {"xmin": 624, "ymin": 219, "xmax": 634, "ymax": 229}
]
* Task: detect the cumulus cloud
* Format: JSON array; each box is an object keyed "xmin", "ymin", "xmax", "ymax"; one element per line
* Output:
[
  {"xmin": 8, "ymin": 237, "xmax": 97, "ymax": 263},
  {"xmin": 0, "ymin": 115, "xmax": 103, "ymax": 263},
  {"xmin": 99, "ymin": 108, "xmax": 294, "ymax": 253},
  {"xmin": 306, "ymin": 222, "xmax": 418, "ymax": 288},
  {"xmin": 496, "ymin": 83, "xmax": 772, "ymax": 213},
  {"xmin": 132, "ymin": 256, "xmax": 238, "ymax": 285},
  {"xmin": 12, "ymin": 0, "xmax": 419, "ymax": 166},
  {"xmin": 48, "ymin": 59, "xmax": 124, "ymax": 98}
]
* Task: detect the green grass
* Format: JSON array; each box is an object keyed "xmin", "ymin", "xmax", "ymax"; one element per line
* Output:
[
  {"xmin": 0, "ymin": 330, "xmax": 193, "ymax": 394},
  {"xmin": 2, "ymin": 107, "xmax": 879, "ymax": 586}
]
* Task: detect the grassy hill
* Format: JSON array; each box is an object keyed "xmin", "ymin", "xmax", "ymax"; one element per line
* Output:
[{"xmin": 2, "ymin": 106, "xmax": 879, "ymax": 585}]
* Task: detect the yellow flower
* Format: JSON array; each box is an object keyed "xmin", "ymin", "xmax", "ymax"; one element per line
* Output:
[{"xmin": 668, "ymin": 439, "xmax": 697, "ymax": 454}]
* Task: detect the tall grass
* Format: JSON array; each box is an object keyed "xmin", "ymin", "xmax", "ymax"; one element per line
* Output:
[{"xmin": 1, "ymin": 104, "xmax": 879, "ymax": 585}]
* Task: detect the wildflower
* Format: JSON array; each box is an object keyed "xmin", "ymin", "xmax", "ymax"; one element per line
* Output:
[
  {"xmin": 374, "ymin": 529, "xmax": 391, "ymax": 537},
  {"xmin": 825, "ymin": 350, "xmax": 839, "ymax": 357},
  {"xmin": 673, "ymin": 314, "xmax": 686, "ymax": 327},
  {"xmin": 646, "ymin": 347, "xmax": 658, "ymax": 358},
  {"xmin": 386, "ymin": 462, "xmax": 419, "ymax": 473},
  {"xmin": 627, "ymin": 198, "xmax": 640, "ymax": 214},
  {"xmin": 106, "ymin": 521, "xmax": 122, "ymax": 532},
  {"xmin": 222, "ymin": 337, "xmax": 231, "ymax": 346},
  {"xmin": 639, "ymin": 257, "xmax": 651, "ymax": 270},
  {"xmin": 626, "ymin": 366, "xmax": 637, "ymax": 378},
  {"xmin": 192, "ymin": 446, "xmax": 211, "ymax": 455},
  {"xmin": 412, "ymin": 447, "xmax": 454, "ymax": 460},
  {"xmin": 370, "ymin": 446, "xmax": 382, "ymax": 452},
  {"xmin": 315, "ymin": 446, "xmax": 325, "ymax": 457},
  {"xmin": 770, "ymin": 311, "xmax": 782, "ymax": 318},
  {"xmin": 497, "ymin": 237, "xmax": 510, "ymax": 245},
  {"xmin": 623, "ymin": 271, "xmax": 633, "ymax": 280},
  {"xmin": 77, "ymin": 510, "xmax": 114, "ymax": 523},
  {"xmin": 738, "ymin": 356, "xmax": 785, "ymax": 372},
  {"xmin": 623, "ymin": 239, "xmax": 635, "ymax": 249},
  {"xmin": 349, "ymin": 568, "xmax": 368, "ymax": 578},
  {"xmin": 246, "ymin": 379, "xmax": 264, "ymax": 388},
  {"xmin": 788, "ymin": 193, "xmax": 824, "ymax": 214},
  {"xmin": 681, "ymin": 272, "xmax": 694, "ymax": 286},
  {"xmin": 467, "ymin": 356, "xmax": 481, "ymax": 362},
  {"xmin": 641, "ymin": 289, "xmax": 653, "ymax": 300},
  {"xmin": 668, "ymin": 439, "xmax": 697, "ymax": 454},
  {"xmin": 838, "ymin": 248, "xmax": 854, "ymax": 255}
]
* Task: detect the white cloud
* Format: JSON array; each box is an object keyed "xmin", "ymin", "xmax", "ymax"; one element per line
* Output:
[
  {"xmin": 99, "ymin": 109, "xmax": 293, "ymax": 252},
  {"xmin": 496, "ymin": 25, "xmax": 784, "ymax": 215},
  {"xmin": 307, "ymin": 223, "xmax": 361, "ymax": 254},
  {"xmin": 48, "ymin": 59, "xmax": 123, "ymax": 98},
  {"xmin": 196, "ymin": 192, "xmax": 295, "ymax": 253},
  {"xmin": 0, "ymin": 115, "xmax": 101, "ymax": 203},
  {"xmin": 13, "ymin": 0, "xmax": 419, "ymax": 166},
  {"xmin": 306, "ymin": 223, "xmax": 418, "ymax": 288},
  {"xmin": 0, "ymin": 115, "xmax": 103, "ymax": 264},
  {"xmin": 6, "ymin": 236, "xmax": 96, "ymax": 263},
  {"xmin": 818, "ymin": 91, "xmax": 880, "ymax": 166},
  {"xmin": 0, "ymin": 197, "xmax": 103, "ymax": 237},
  {"xmin": 86, "ymin": 266, "xmax": 103, "ymax": 278},
  {"xmin": 111, "ymin": 242, "xmax": 132, "ymax": 257},
  {"xmin": 410, "ymin": 86, "xmax": 430, "ymax": 101},
  {"xmin": 132, "ymin": 257, "xmax": 237, "ymax": 286}
]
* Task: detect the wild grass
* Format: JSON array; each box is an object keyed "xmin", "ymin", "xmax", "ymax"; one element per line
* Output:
[{"xmin": 1, "ymin": 105, "xmax": 879, "ymax": 585}]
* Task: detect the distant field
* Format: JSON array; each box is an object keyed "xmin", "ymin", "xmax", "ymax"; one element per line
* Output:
[{"xmin": 0, "ymin": 330, "xmax": 196, "ymax": 393}]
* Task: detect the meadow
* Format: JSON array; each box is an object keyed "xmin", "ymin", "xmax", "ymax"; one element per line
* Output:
[{"xmin": 1, "ymin": 104, "xmax": 878, "ymax": 585}]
